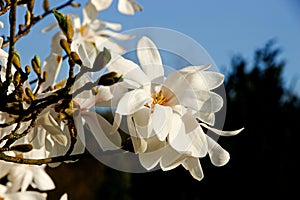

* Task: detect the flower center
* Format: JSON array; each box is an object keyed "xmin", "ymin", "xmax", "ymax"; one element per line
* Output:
[{"xmin": 151, "ymin": 90, "xmax": 167, "ymax": 106}]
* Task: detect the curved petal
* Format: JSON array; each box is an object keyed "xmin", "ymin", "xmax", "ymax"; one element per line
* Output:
[
  {"xmin": 91, "ymin": 0, "xmax": 113, "ymax": 11},
  {"xmin": 32, "ymin": 168, "xmax": 55, "ymax": 191},
  {"xmin": 38, "ymin": 53, "xmax": 62, "ymax": 92},
  {"xmin": 199, "ymin": 92, "xmax": 223, "ymax": 113},
  {"xmin": 96, "ymin": 84, "xmax": 128, "ymax": 107},
  {"xmin": 83, "ymin": 112, "xmax": 121, "ymax": 150},
  {"xmin": 127, "ymin": 116, "xmax": 147, "ymax": 153},
  {"xmin": 118, "ymin": 0, "xmax": 142, "ymax": 15},
  {"xmin": 182, "ymin": 157, "xmax": 204, "ymax": 181},
  {"xmin": 38, "ymin": 111, "xmax": 68, "ymax": 146},
  {"xmin": 137, "ymin": 36, "xmax": 164, "ymax": 80},
  {"xmin": 152, "ymin": 104, "xmax": 172, "ymax": 141},
  {"xmin": 200, "ymin": 123, "xmax": 244, "ymax": 136},
  {"xmin": 116, "ymin": 89, "xmax": 152, "ymax": 115},
  {"xmin": 160, "ymin": 145, "xmax": 188, "ymax": 171},
  {"xmin": 2, "ymin": 191, "xmax": 47, "ymax": 200},
  {"xmin": 83, "ymin": 2, "xmax": 98, "ymax": 25},
  {"xmin": 179, "ymin": 64, "xmax": 211, "ymax": 73},
  {"xmin": 206, "ymin": 135, "xmax": 230, "ymax": 166},
  {"xmin": 195, "ymin": 112, "xmax": 215, "ymax": 126},
  {"xmin": 132, "ymin": 107, "xmax": 153, "ymax": 138},
  {"xmin": 0, "ymin": 161, "xmax": 11, "ymax": 178},
  {"xmin": 168, "ymin": 112, "xmax": 207, "ymax": 157},
  {"xmin": 139, "ymin": 136, "xmax": 166, "ymax": 170},
  {"xmin": 107, "ymin": 55, "xmax": 150, "ymax": 86}
]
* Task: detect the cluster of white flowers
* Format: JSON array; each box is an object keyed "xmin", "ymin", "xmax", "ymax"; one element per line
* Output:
[{"xmin": 1, "ymin": 0, "xmax": 243, "ymax": 198}]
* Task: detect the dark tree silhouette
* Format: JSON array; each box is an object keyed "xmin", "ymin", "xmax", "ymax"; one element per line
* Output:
[{"xmin": 223, "ymin": 39, "xmax": 299, "ymax": 197}]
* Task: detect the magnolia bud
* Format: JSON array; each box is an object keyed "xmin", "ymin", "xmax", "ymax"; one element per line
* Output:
[
  {"xmin": 25, "ymin": 87, "xmax": 35, "ymax": 101},
  {"xmin": 25, "ymin": 65, "xmax": 31, "ymax": 74},
  {"xmin": 70, "ymin": 52, "xmax": 82, "ymax": 66},
  {"xmin": 98, "ymin": 71, "xmax": 122, "ymax": 86},
  {"xmin": 13, "ymin": 71, "xmax": 21, "ymax": 85},
  {"xmin": 31, "ymin": 55, "xmax": 41, "ymax": 75},
  {"xmin": 10, "ymin": 144, "xmax": 33, "ymax": 153},
  {"xmin": 60, "ymin": 39, "xmax": 71, "ymax": 55},
  {"xmin": 66, "ymin": 14, "xmax": 74, "ymax": 42},
  {"xmin": 43, "ymin": 0, "xmax": 50, "ymax": 12},
  {"xmin": 12, "ymin": 52, "xmax": 21, "ymax": 69}
]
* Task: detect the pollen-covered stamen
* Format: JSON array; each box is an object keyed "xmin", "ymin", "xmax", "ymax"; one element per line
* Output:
[{"xmin": 151, "ymin": 90, "xmax": 167, "ymax": 106}]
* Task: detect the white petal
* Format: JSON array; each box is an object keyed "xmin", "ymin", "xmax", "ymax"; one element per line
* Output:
[
  {"xmin": 73, "ymin": 110, "xmax": 85, "ymax": 148},
  {"xmin": 0, "ymin": 161, "xmax": 11, "ymax": 178},
  {"xmin": 3, "ymin": 191, "xmax": 47, "ymax": 200},
  {"xmin": 118, "ymin": 0, "xmax": 137, "ymax": 15},
  {"xmin": 160, "ymin": 145, "xmax": 188, "ymax": 171},
  {"xmin": 38, "ymin": 112, "xmax": 68, "ymax": 146},
  {"xmin": 91, "ymin": 0, "xmax": 113, "ymax": 11},
  {"xmin": 178, "ymin": 88, "xmax": 211, "ymax": 111},
  {"xmin": 137, "ymin": 36, "xmax": 164, "ymax": 80},
  {"xmin": 38, "ymin": 53, "xmax": 62, "ymax": 92},
  {"xmin": 21, "ymin": 170, "xmax": 33, "ymax": 191},
  {"xmin": 199, "ymin": 92, "xmax": 223, "ymax": 113},
  {"xmin": 206, "ymin": 135, "xmax": 230, "ymax": 166},
  {"xmin": 200, "ymin": 123, "xmax": 244, "ymax": 136},
  {"xmin": 202, "ymin": 71, "xmax": 225, "ymax": 90},
  {"xmin": 83, "ymin": 2, "xmax": 98, "ymax": 25},
  {"xmin": 152, "ymin": 104, "xmax": 172, "ymax": 141},
  {"xmin": 111, "ymin": 113, "xmax": 122, "ymax": 134},
  {"xmin": 60, "ymin": 193, "xmax": 68, "ymax": 200},
  {"xmin": 84, "ymin": 112, "xmax": 121, "ymax": 150},
  {"xmin": 195, "ymin": 112, "xmax": 215, "ymax": 126},
  {"xmin": 168, "ymin": 112, "xmax": 207, "ymax": 157},
  {"xmin": 179, "ymin": 64, "xmax": 211, "ymax": 73},
  {"xmin": 95, "ymin": 83, "xmax": 128, "ymax": 107},
  {"xmin": 116, "ymin": 89, "xmax": 152, "ymax": 115},
  {"xmin": 182, "ymin": 157, "xmax": 204, "ymax": 181},
  {"xmin": 132, "ymin": 107, "xmax": 153, "ymax": 138},
  {"xmin": 139, "ymin": 136, "xmax": 165, "ymax": 170},
  {"xmin": 32, "ymin": 168, "xmax": 56, "ymax": 191},
  {"xmin": 127, "ymin": 116, "xmax": 147, "ymax": 153},
  {"xmin": 107, "ymin": 55, "xmax": 150, "ymax": 86},
  {"xmin": 0, "ymin": 21, "xmax": 4, "ymax": 28}
]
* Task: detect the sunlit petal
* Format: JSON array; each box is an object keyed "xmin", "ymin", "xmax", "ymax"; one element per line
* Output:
[
  {"xmin": 152, "ymin": 104, "xmax": 172, "ymax": 141},
  {"xmin": 116, "ymin": 89, "xmax": 152, "ymax": 115},
  {"xmin": 200, "ymin": 123, "xmax": 244, "ymax": 136},
  {"xmin": 182, "ymin": 157, "xmax": 204, "ymax": 181},
  {"xmin": 137, "ymin": 36, "xmax": 164, "ymax": 80}
]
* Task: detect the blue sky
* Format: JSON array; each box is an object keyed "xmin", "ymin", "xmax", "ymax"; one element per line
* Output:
[{"xmin": 1, "ymin": 0, "xmax": 300, "ymax": 95}]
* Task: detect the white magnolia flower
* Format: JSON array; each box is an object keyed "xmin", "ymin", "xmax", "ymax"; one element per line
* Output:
[
  {"xmin": 0, "ymin": 184, "xmax": 47, "ymax": 200},
  {"xmin": 0, "ymin": 150, "xmax": 55, "ymax": 193},
  {"xmin": 91, "ymin": 0, "xmax": 142, "ymax": 15},
  {"xmin": 101, "ymin": 36, "xmax": 243, "ymax": 180}
]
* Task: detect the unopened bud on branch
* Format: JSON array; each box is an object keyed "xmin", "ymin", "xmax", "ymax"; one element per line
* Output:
[{"xmin": 98, "ymin": 71, "xmax": 122, "ymax": 86}]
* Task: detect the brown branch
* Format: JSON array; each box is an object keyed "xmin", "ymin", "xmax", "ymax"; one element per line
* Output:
[
  {"xmin": 0, "ymin": 151, "xmax": 88, "ymax": 165},
  {"xmin": 5, "ymin": 0, "xmax": 17, "ymax": 84},
  {"xmin": 1, "ymin": 0, "xmax": 75, "ymax": 48}
]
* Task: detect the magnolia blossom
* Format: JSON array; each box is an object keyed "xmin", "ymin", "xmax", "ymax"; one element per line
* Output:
[
  {"xmin": 99, "ymin": 36, "xmax": 243, "ymax": 180},
  {"xmin": 0, "ymin": 150, "xmax": 55, "ymax": 193},
  {"xmin": 0, "ymin": 184, "xmax": 47, "ymax": 200},
  {"xmin": 91, "ymin": 0, "xmax": 142, "ymax": 15}
]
